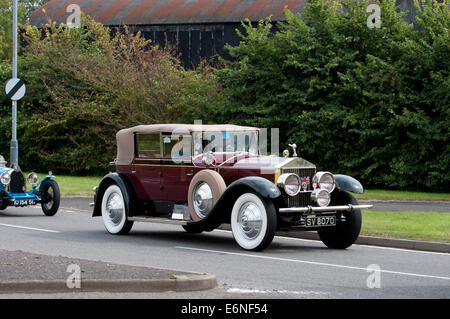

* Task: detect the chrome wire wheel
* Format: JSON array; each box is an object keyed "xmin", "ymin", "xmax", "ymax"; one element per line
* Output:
[
  {"xmin": 41, "ymin": 179, "xmax": 60, "ymax": 216},
  {"xmin": 101, "ymin": 185, "xmax": 128, "ymax": 234},
  {"xmin": 192, "ymin": 181, "xmax": 213, "ymax": 219},
  {"xmin": 43, "ymin": 186, "xmax": 54, "ymax": 210}
]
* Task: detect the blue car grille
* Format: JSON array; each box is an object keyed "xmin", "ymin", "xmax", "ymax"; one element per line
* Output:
[{"xmin": 9, "ymin": 171, "xmax": 25, "ymax": 193}]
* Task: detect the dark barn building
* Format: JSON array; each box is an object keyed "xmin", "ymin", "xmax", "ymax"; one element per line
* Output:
[
  {"xmin": 30, "ymin": 0, "xmax": 308, "ymax": 67},
  {"xmin": 30, "ymin": 0, "xmax": 417, "ymax": 68}
]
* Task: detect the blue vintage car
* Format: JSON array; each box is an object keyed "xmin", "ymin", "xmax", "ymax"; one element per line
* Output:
[{"xmin": 0, "ymin": 156, "xmax": 60, "ymax": 215}]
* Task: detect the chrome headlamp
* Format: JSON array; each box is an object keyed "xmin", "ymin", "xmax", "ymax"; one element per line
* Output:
[
  {"xmin": 311, "ymin": 188, "xmax": 331, "ymax": 207},
  {"xmin": 277, "ymin": 173, "xmax": 301, "ymax": 196},
  {"xmin": 27, "ymin": 172, "xmax": 39, "ymax": 185},
  {"xmin": 0, "ymin": 172, "xmax": 11, "ymax": 186},
  {"xmin": 312, "ymin": 171, "xmax": 336, "ymax": 192}
]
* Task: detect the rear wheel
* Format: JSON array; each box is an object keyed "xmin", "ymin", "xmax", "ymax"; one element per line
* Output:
[
  {"xmin": 231, "ymin": 193, "xmax": 277, "ymax": 251},
  {"xmin": 101, "ymin": 184, "xmax": 134, "ymax": 235},
  {"xmin": 318, "ymin": 191, "xmax": 362, "ymax": 249},
  {"xmin": 40, "ymin": 180, "xmax": 60, "ymax": 216}
]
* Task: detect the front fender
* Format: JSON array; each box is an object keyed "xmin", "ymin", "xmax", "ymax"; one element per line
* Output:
[
  {"xmin": 92, "ymin": 173, "xmax": 136, "ymax": 217},
  {"xmin": 334, "ymin": 174, "xmax": 364, "ymax": 194},
  {"xmin": 37, "ymin": 175, "xmax": 56, "ymax": 192},
  {"xmin": 186, "ymin": 177, "xmax": 281, "ymax": 231}
]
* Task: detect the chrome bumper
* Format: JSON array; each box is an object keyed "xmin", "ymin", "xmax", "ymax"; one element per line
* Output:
[{"xmin": 279, "ymin": 204, "xmax": 373, "ymax": 214}]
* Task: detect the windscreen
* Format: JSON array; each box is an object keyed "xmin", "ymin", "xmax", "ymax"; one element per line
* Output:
[{"xmin": 199, "ymin": 131, "xmax": 258, "ymax": 155}]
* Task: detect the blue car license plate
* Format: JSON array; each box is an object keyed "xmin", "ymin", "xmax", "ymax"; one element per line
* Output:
[{"xmin": 13, "ymin": 199, "xmax": 36, "ymax": 206}]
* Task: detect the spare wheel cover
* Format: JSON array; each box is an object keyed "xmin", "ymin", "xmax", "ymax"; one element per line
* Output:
[{"xmin": 188, "ymin": 169, "xmax": 226, "ymax": 221}]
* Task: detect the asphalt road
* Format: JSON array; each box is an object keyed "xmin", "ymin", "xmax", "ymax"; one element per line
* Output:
[{"xmin": 0, "ymin": 199, "xmax": 449, "ymax": 299}]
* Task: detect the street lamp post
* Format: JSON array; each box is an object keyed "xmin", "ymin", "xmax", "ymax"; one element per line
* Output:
[{"xmin": 11, "ymin": 0, "xmax": 18, "ymax": 166}]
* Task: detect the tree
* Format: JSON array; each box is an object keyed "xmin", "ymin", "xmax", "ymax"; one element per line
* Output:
[
  {"xmin": 215, "ymin": 0, "xmax": 449, "ymax": 192},
  {"xmin": 0, "ymin": 0, "xmax": 50, "ymax": 61}
]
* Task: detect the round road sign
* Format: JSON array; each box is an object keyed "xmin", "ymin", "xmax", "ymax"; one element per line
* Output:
[{"xmin": 4, "ymin": 78, "xmax": 26, "ymax": 101}]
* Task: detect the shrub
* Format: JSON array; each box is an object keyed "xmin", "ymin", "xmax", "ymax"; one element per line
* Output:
[
  {"xmin": 0, "ymin": 16, "xmax": 223, "ymax": 175},
  {"xmin": 215, "ymin": 0, "xmax": 449, "ymax": 192}
]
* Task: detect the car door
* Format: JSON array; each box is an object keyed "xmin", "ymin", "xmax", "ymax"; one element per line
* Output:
[
  {"xmin": 132, "ymin": 133, "xmax": 164, "ymax": 200},
  {"xmin": 159, "ymin": 133, "xmax": 195, "ymax": 202}
]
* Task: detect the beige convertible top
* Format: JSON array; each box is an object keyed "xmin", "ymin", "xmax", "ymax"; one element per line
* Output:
[{"xmin": 116, "ymin": 124, "xmax": 259, "ymax": 165}]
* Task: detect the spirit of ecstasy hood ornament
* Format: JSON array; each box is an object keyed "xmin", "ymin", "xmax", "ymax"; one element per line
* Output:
[{"xmin": 288, "ymin": 143, "xmax": 297, "ymax": 157}]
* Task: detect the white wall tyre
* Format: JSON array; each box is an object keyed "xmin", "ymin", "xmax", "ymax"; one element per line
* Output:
[
  {"xmin": 231, "ymin": 193, "xmax": 277, "ymax": 251},
  {"xmin": 101, "ymin": 184, "xmax": 134, "ymax": 235}
]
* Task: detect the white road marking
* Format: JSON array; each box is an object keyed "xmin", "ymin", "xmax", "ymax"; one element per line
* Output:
[
  {"xmin": 0, "ymin": 223, "xmax": 60, "ymax": 233},
  {"xmin": 226, "ymin": 287, "xmax": 328, "ymax": 296},
  {"xmin": 60, "ymin": 207, "xmax": 90, "ymax": 213},
  {"xmin": 175, "ymin": 246, "xmax": 450, "ymax": 281},
  {"xmin": 213, "ymin": 229, "xmax": 450, "ymax": 256}
]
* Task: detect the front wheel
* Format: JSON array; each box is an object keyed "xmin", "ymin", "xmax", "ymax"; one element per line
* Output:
[
  {"xmin": 318, "ymin": 191, "xmax": 362, "ymax": 249},
  {"xmin": 231, "ymin": 193, "xmax": 277, "ymax": 251},
  {"xmin": 40, "ymin": 179, "xmax": 60, "ymax": 216},
  {"xmin": 101, "ymin": 184, "xmax": 134, "ymax": 235}
]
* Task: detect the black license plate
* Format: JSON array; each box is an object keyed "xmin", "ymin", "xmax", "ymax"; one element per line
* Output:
[
  {"xmin": 305, "ymin": 215, "xmax": 336, "ymax": 227},
  {"xmin": 13, "ymin": 200, "xmax": 36, "ymax": 206}
]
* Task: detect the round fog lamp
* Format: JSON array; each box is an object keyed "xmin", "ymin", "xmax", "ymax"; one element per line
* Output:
[
  {"xmin": 0, "ymin": 172, "xmax": 11, "ymax": 185},
  {"xmin": 27, "ymin": 172, "xmax": 39, "ymax": 185},
  {"xmin": 311, "ymin": 188, "xmax": 331, "ymax": 207}
]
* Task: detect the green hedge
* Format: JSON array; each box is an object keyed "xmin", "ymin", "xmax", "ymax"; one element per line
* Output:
[{"xmin": 215, "ymin": 0, "xmax": 449, "ymax": 192}]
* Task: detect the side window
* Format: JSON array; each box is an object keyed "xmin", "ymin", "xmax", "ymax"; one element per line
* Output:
[
  {"xmin": 136, "ymin": 133, "xmax": 161, "ymax": 158},
  {"xmin": 162, "ymin": 134, "xmax": 192, "ymax": 159}
]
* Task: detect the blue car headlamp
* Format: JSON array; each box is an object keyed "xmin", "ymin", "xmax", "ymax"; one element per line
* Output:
[
  {"xmin": 1, "ymin": 172, "xmax": 11, "ymax": 185},
  {"xmin": 27, "ymin": 172, "xmax": 39, "ymax": 186}
]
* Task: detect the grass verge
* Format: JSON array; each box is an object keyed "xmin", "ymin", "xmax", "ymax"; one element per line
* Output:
[
  {"xmin": 361, "ymin": 211, "xmax": 450, "ymax": 243},
  {"xmin": 37, "ymin": 174, "xmax": 450, "ymax": 201},
  {"xmin": 355, "ymin": 189, "xmax": 450, "ymax": 201},
  {"xmin": 33, "ymin": 173, "xmax": 102, "ymax": 197}
]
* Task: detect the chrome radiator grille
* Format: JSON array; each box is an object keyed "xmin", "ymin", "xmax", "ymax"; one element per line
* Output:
[{"xmin": 281, "ymin": 167, "xmax": 316, "ymax": 207}]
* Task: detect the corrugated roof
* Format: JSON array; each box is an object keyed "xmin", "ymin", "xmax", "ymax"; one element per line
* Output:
[{"xmin": 30, "ymin": 0, "xmax": 307, "ymax": 26}]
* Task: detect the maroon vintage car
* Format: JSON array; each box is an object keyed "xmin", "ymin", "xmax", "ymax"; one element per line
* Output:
[{"xmin": 92, "ymin": 124, "xmax": 372, "ymax": 251}]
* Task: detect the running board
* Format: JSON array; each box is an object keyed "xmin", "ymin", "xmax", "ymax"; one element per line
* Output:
[{"xmin": 128, "ymin": 216, "xmax": 188, "ymax": 226}]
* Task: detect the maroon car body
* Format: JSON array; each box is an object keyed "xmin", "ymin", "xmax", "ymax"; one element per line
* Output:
[{"xmin": 92, "ymin": 124, "xmax": 372, "ymax": 251}]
